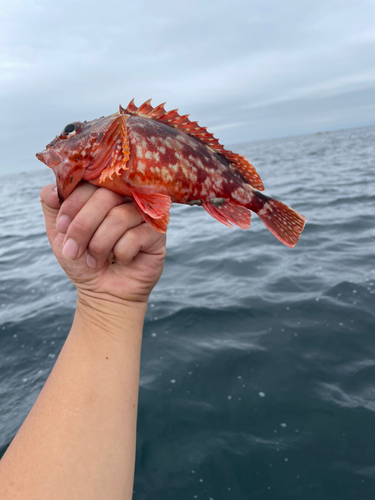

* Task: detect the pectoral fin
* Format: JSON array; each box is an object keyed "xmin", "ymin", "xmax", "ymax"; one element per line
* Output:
[
  {"xmin": 131, "ymin": 190, "xmax": 172, "ymax": 233},
  {"xmin": 133, "ymin": 203, "xmax": 170, "ymax": 233},
  {"xmin": 131, "ymin": 190, "xmax": 172, "ymax": 219}
]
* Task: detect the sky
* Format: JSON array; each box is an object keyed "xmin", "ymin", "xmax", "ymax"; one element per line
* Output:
[{"xmin": 0, "ymin": 0, "xmax": 374, "ymax": 175}]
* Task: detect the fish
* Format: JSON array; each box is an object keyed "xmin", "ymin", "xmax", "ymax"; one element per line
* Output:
[{"xmin": 36, "ymin": 99, "xmax": 306, "ymax": 247}]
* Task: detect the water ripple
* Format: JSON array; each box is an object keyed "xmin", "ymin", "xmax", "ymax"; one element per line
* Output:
[{"xmin": 1, "ymin": 127, "xmax": 375, "ymax": 499}]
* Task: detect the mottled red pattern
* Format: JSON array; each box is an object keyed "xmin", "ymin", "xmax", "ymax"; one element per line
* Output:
[{"xmin": 36, "ymin": 100, "xmax": 306, "ymax": 246}]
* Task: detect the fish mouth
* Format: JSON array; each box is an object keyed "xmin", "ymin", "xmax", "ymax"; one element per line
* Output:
[
  {"xmin": 54, "ymin": 163, "xmax": 85, "ymax": 202},
  {"xmin": 36, "ymin": 147, "xmax": 62, "ymax": 168},
  {"xmin": 36, "ymin": 147, "xmax": 85, "ymax": 202},
  {"xmin": 36, "ymin": 113, "xmax": 125, "ymax": 201}
]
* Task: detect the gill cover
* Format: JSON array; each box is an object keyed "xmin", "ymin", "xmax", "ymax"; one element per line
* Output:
[{"xmin": 36, "ymin": 112, "xmax": 129, "ymax": 201}]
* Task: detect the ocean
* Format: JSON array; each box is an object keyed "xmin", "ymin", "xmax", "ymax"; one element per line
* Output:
[{"xmin": 0, "ymin": 125, "xmax": 374, "ymax": 499}]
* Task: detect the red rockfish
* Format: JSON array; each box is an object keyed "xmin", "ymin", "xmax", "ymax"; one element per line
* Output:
[{"xmin": 36, "ymin": 99, "xmax": 306, "ymax": 247}]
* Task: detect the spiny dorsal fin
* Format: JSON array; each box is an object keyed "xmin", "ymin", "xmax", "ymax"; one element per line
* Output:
[{"xmin": 120, "ymin": 99, "xmax": 264, "ymax": 191}]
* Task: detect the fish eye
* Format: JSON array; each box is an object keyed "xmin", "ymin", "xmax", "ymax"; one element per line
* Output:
[
  {"xmin": 60, "ymin": 121, "xmax": 83, "ymax": 139},
  {"xmin": 64, "ymin": 123, "xmax": 76, "ymax": 134}
]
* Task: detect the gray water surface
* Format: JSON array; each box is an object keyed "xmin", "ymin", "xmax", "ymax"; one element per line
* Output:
[{"xmin": 1, "ymin": 126, "xmax": 375, "ymax": 499}]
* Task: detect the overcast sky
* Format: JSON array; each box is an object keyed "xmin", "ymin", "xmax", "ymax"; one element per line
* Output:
[{"xmin": 1, "ymin": 0, "xmax": 374, "ymax": 175}]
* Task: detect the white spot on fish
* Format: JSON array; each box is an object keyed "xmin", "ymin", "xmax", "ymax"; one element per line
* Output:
[
  {"xmin": 181, "ymin": 166, "xmax": 189, "ymax": 178},
  {"xmin": 164, "ymin": 138, "xmax": 174, "ymax": 149},
  {"xmin": 257, "ymin": 201, "xmax": 274, "ymax": 217},
  {"xmin": 232, "ymin": 187, "xmax": 249, "ymax": 204},
  {"xmin": 137, "ymin": 161, "xmax": 146, "ymax": 174},
  {"xmin": 213, "ymin": 176, "xmax": 223, "ymax": 189},
  {"xmin": 203, "ymin": 177, "xmax": 212, "ymax": 189},
  {"xmin": 131, "ymin": 131, "xmax": 141, "ymax": 141},
  {"xmin": 196, "ymin": 158, "xmax": 205, "ymax": 169},
  {"xmin": 189, "ymin": 171, "xmax": 198, "ymax": 183},
  {"xmin": 161, "ymin": 166, "xmax": 173, "ymax": 182},
  {"xmin": 145, "ymin": 151, "xmax": 152, "ymax": 160}
]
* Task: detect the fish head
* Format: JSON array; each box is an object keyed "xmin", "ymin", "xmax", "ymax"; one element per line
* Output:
[{"xmin": 36, "ymin": 112, "xmax": 128, "ymax": 201}]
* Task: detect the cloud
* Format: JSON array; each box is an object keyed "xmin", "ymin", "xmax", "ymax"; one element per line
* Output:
[{"xmin": 0, "ymin": 0, "xmax": 374, "ymax": 174}]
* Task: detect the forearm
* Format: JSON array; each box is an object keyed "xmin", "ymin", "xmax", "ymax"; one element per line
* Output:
[{"xmin": 0, "ymin": 296, "xmax": 147, "ymax": 500}]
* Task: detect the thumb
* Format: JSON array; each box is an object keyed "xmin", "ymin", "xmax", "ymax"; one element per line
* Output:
[{"xmin": 40, "ymin": 184, "xmax": 60, "ymax": 244}]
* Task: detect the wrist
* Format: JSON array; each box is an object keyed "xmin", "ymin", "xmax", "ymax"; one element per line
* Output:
[
  {"xmin": 73, "ymin": 291, "xmax": 147, "ymax": 347},
  {"xmin": 77, "ymin": 289, "xmax": 148, "ymax": 316}
]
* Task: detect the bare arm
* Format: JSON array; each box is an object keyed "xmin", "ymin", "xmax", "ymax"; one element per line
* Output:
[{"xmin": 0, "ymin": 183, "xmax": 166, "ymax": 500}]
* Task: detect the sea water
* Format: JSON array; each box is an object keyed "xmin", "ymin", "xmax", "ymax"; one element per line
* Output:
[{"xmin": 0, "ymin": 126, "xmax": 374, "ymax": 499}]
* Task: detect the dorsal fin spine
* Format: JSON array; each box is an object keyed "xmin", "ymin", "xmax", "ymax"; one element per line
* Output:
[{"xmin": 122, "ymin": 99, "xmax": 264, "ymax": 190}]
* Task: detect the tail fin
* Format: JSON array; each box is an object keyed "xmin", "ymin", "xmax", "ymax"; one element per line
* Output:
[{"xmin": 256, "ymin": 196, "xmax": 306, "ymax": 247}]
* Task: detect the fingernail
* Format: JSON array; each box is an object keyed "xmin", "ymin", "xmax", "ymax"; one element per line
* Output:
[
  {"xmin": 86, "ymin": 253, "xmax": 97, "ymax": 268},
  {"xmin": 52, "ymin": 185, "xmax": 57, "ymax": 193},
  {"xmin": 56, "ymin": 215, "xmax": 71, "ymax": 233},
  {"xmin": 62, "ymin": 239, "xmax": 79, "ymax": 259}
]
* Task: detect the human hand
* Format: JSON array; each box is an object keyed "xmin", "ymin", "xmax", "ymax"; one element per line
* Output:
[{"xmin": 40, "ymin": 183, "xmax": 166, "ymax": 306}]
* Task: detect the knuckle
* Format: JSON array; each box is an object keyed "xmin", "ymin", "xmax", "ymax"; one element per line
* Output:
[
  {"xmin": 125, "ymin": 227, "xmax": 141, "ymax": 245},
  {"xmin": 107, "ymin": 205, "xmax": 131, "ymax": 226},
  {"xmin": 88, "ymin": 237, "xmax": 105, "ymax": 256},
  {"xmin": 67, "ymin": 214, "xmax": 93, "ymax": 236}
]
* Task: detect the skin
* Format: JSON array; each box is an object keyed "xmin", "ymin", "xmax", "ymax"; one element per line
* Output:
[
  {"xmin": 36, "ymin": 109, "xmax": 305, "ymax": 244},
  {"xmin": 0, "ymin": 182, "xmax": 166, "ymax": 500}
]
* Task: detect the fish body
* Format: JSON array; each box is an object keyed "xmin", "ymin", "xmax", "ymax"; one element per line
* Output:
[{"xmin": 37, "ymin": 99, "xmax": 306, "ymax": 246}]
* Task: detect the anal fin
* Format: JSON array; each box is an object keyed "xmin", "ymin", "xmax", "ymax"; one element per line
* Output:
[
  {"xmin": 131, "ymin": 190, "xmax": 172, "ymax": 219},
  {"xmin": 202, "ymin": 201, "xmax": 251, "ymax": 229}
]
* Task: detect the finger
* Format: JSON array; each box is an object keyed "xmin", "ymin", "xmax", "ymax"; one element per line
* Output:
[
  {"xmin": 61, "ymin": 188, "xmax": 128, "ymax": 260},
  {"xmin": 113, "ymin": 223, "xmax": 166, "ymax": 267},
  {"xmin": 56, "ymin": 182, "xmax": 98, "ymax": 233},
  {"xmin": 40, "ymin": 183, "xmax": 60, "ymax": 210},
  {"xmin": 40, "ymin": 184, "xmax": 60, "ymax": 243},
  {"xmin": 86, "ymin": 203, "xmax": 144, "ymax": 268}
]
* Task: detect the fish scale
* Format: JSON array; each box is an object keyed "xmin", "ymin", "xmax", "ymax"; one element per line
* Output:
[
  {"xmin": 125, "ymin": 116, "xmax": 239, "ymax": 203},
  {"xmin": 36, "ymin": 99, "xmax": 306, "ymax": 247}
]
